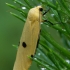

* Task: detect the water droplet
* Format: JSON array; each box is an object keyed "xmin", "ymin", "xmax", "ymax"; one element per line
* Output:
[
  {"xmin": 34, "ymin": 58, "xmax": 37, "ymax": 60},
  {"xmin": 41, "ymin": 22, "xmax": 43, "ymax": 24},
  {"xmin": 61, "ymin": 68, "xmax": 67, "ymax": 70},
  {"xmin": 62, "ymin": 29, "xmax": 66, "ymax": 31},
  {"xmin": 38, "ymin": 53, "xmax": 41, "ymax": 56},
  {"xmin": 66, "ymin": 59, "xmax": 70, "ymax": 64},
  {"xmin": 68, "ymin": 49, "xmax": 70, "ymax": 51},
  {"xmin": 14, "ymin": 1, "xmax": 16, "ymax": 3},
  {"xmin": 41, "ymin": 68, "xmax": 46, "ymax": 70},
  {"xmin": 67, "ymin": 40, "xmax": 70, "ymax": 46},
  {"xmin": 50, "ymin": 0, "xmax": 52, "ymax": 1},
  {"xmin": 46, "ymin": 25, "xmax": 49, "ymax": 27},
  {"xmin": 22, "ymin": 7, "xmax": 26, "ymax": 9},
  {"xmin": 41, "ymin": 0, "xmax": 45, "ymax": 2},
  {"xmin": 51, "ymin": 14, "xmax": 54, "ymax": 17},
  {"xmin": 65, "ymin": 20, "xmax": 67, "ymax": 23}
]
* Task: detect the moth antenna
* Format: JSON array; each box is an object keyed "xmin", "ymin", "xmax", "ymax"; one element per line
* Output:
[
  {"xmin": 43, "ymin": 20, "xmax": 54, "ymax": 25},
  {"xmin": 43, "ymin": 8, "xmax": 50, "ymax": 15}
]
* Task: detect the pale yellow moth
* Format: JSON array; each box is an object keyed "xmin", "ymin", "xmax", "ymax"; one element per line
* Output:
[{"xmin": 13, "ymin": 6, "xmax": 43, "ymax": 70}]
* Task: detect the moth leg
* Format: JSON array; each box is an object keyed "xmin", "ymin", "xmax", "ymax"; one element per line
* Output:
[
  {"xmin": 43, "ymin": 8, "xmax": 50, "ymax": 15},
  {"xmin": 31, "ymin": 55, "xmax": 34, "ymax": 58},
  {"xmin": 43, "ymin": 20, "xmax": 54, "ymax": 25},
  {"xmin": 43, "ymin": 8, "xmax": 54, "ymax": 25}
]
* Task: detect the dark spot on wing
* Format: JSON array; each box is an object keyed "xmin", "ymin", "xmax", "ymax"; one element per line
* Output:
[
  {"xmin": 22, "ymin": 42, "xmax": 27, "ymax": 48},
  {"xmin": 31, "ymin": 55, "xmax": 34, "ymax": 58}
]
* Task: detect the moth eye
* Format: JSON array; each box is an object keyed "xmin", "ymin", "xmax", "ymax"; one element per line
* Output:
[
  {"xmin": 22, "ymin": 42, "xmax": 27, "ymax": 48},
  {"xmin": 31, "ymin": 55, "xmax": 34, "ymax": 58},
  {"xmin": 39, "ymin": 8, "xmax": 43, "ymax": 11}
]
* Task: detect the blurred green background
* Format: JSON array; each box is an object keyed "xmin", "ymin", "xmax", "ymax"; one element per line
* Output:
[
  {"xmin": 0, "ymin": 0, "xmax": 62, "ymax": 70},
  {"xmin": 0, "ymin": 0, "xmax": 24, "ymax": 70}
]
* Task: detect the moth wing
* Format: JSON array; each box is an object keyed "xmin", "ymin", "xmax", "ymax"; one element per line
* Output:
[
  {"xmin": 13, "ymin": 20, "xmax": 32, "ymax": 70},
  {"xmin": 13, "ymin": 20, "xmax": 40, "ymax": 70}
]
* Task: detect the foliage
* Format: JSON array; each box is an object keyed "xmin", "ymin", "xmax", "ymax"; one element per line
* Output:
[{"xmin": 6, "ymin": 0, "xmax": 70, "ymax": 70}]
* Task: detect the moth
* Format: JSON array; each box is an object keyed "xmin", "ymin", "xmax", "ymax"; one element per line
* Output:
[{"xmin": 13, "ymin": 6, "xmax": 49, "ymax": 70}]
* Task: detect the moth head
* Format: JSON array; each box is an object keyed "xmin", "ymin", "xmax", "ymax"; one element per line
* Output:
[
  {"xmin": 27, "ymin": 6, "xmax": 43, "ymax": 22},
  {"xmin": 37, "ymin": 6, "xmax": 43, "ymax": 12}
]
